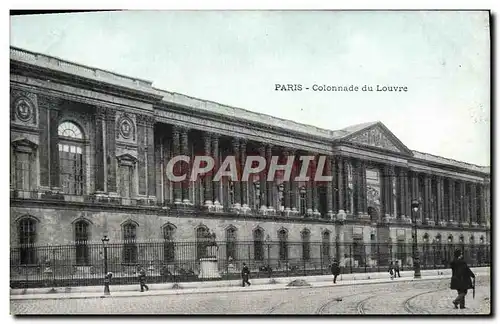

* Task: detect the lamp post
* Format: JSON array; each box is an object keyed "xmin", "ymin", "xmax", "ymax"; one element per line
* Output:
[
  {"xmin": 102, "ymin": 235, "xmax": 110, "ymax": 295},
  {"xmin": 411, "ymin": 200, "xmax": 421, "ymax": 279},
  {"xmin": 265, "ymin": 234, "xmax": 271, "ymax": 278}
]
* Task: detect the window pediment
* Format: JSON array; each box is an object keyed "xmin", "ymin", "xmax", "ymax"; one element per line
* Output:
[
  {"xmin": 116, "ymin": 153, "xmax": 138, "ymax": 166},
  {"xmin": 12, "ymin": 138, "xmax": 38, "ymax": 153}
]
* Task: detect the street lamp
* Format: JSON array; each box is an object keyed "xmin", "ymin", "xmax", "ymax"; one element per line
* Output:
[
  {"xmin": 265, "ymin": 234, "xmax": 271, "ymax": 278},
  {"xmin": 102, "ymin": 235, "xmax": 110, "ymax": 295},
  {"xmin": 411, "ymin": 200, "xmax": 422, "ymax": 279}
]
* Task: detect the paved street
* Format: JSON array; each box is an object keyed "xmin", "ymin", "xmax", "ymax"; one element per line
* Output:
[{"xmin": 11, "ymin": 277, "xmax": 490, "ymax": 315}]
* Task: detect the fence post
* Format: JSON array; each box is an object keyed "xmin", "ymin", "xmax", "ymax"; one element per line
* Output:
[
  {"xmin": 349, "ymin": 245, "xmax": 353, "ymax": 274},
  {"xmin": 377, "ymin": 243, "xmax": 380, "ymax": 273},
  {"xmin": 320, "ymin": 245, "xmax": 324, "ymax": 275}
]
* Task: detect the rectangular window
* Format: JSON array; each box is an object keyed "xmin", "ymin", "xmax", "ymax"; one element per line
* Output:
[
  {"xmin": 120, "ymin": 165, "xmax": 133, "ymax": 198},
  {"xmin": 299, "ymin": 191, "xmax": 306, "ymax": 215},
  {"xmin": 15, "ymin": 152, "xmax": 31, "ymax": 191}
]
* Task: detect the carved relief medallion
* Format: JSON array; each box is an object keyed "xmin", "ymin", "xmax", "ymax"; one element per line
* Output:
[
  {"xmin": 15, "ymin": 98, "xmax": 34, "ymax": 122},
  {"xmin": 116, "ymin": 113, "xmax": 136, "ymax": 141}
]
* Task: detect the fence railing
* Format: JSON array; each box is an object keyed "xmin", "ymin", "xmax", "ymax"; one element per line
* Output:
[{"xmin": 10, "ymin": 242, "xmax": 491, "ymax": 288}]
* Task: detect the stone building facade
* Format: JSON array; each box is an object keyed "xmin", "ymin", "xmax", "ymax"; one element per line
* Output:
[{"xmin": 10, "ymin": 47, "xmax": 491, "ymax": 269}]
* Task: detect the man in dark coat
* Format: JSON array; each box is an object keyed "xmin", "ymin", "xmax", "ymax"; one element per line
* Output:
[
  {"xmin": 450, "ymin": 249, "xmax": 475, "ymax": 309},
  {"xmin": 241, "ymin": 262, "xmax": 251, "ymax": 287},
  {"xmin": 138, "ymin": 265, "xmax": 149, "ymax": 292},
  {"xmin": 330, "ymin": 259, "xmax": 341, "ymax": 284},
  {"xmin": 394, "ymin": 261, "xmax": 401, "ymax": 278}
]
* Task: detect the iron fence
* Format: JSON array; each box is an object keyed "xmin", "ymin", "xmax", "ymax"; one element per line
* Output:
[{"xmin": 10, "ymin": 241, "xmax": 491, "ymax": 288}]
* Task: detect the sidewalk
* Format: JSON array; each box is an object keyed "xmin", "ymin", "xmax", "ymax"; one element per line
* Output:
[{"xmin": 11, "ymin": 267, "xmax": 489, "ymax": 301}]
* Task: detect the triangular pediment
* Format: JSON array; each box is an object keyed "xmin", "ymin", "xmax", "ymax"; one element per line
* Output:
[
  {"xmin": 116, "ymin": 153, "xmax": 138, "ymax": 163},
  {"xmin": 340, "ymin": 122, "xmax": 413, "ymax": 155}
]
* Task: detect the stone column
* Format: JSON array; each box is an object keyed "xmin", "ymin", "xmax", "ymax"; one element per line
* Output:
[
  {"xmin": 326, "ymin": 155, "xmax": 334, "ymax": 220},
  {"xmin": 306, "ymin": 162, "xmax": 313, "ymax": 217},
  {"xmin": 388, "ymin": 165, "xmax": 396, "ymax": 218},
  {"xmin": 331, "ymin": 156, "xmax": 337, "ymax": 216},
  {"xmin": 37, "ymin": 96, "xmax": 51, "ymax": 188},
  {"xmin": 266, "ymin": 144, "xmax": 275, "ymax": 213},
  {"xmin": 459, "ymin": 181, "xmax": 466, "ymax": 225},
  {"xmin": 49, "ymin": 107, "xmax": 60, "ymax": 190},
  {"xmin": 312, "ymin": 155, "xmax": 321, "ymax": 218},
  {"xmin": 336, "ymin": 157, "xmax": 346, "ymax": 220},
  {"xmin": 383, "ymin": 165, "xmax": 391, "ymax": 219},
  {"xmin": 398, "ymin": 168, "xmax": 405, "ymax": 218},
  {"xmin": 289, "ymin": 149, "xmax": 297, "ymax": 213},
  {"xmin": 172, "ymin": 126, "xmax": 182, "ymax": 204},
  {"xmin": 180, "ymin": 127, "xmax": 190, "ymax": 204},
  {"xmin": 283, "ymin": 149, "xmax": 292, "ymax": 213},
  {"xmin": 470, "ymin": 183, "xmax": 478, "ymax": 226},
  {"xmin": 94, "ymin": 107, "xmax": 106, "ymax": 192},
  {"xmin": 105, "ymin": 108, "xmax": 117, "ymax": 193},
  {"xmin": 145, "ymin": 116, "xmax": 156, "ymax": 199},
  {"xmin": 486, "ymin": 183, "xmax": 491, "ymax": 227},
  {"xmin": 436, "ymin": 176, "xmax": 443, "ymax": 225},
  {"xmin": 258, "ymin": 145, "xmax": 267, "ymax": 212},
  {"xmin": 404, "ymin": 170, "xmax": 410, "ymax": 219},
  {"xmin": 448, "ymin": 179, "xmax": 455, "ymax": 224},
  {"xmin": 203, "ymin": 132, "xmax": 213, "ymax": 207},
  {"xmin": 462, "ymin": 181, "xmax": 470, "ymax": 226},
  {"xmin": 231, "ymin": 138, "xmax": 241, "ymax": 210},
  {"xmin": 240, "ymin": 139, "xmax": 249, "ymax": 211},
  {"xmin": 478, "ymin": 184, "xmax": 485, "ymax": 226},
  {"xmin": 423, "ymin": 174, "xmax": 431, "ymax": 224},
  {"xmin": 137, "ymin": 115, "xmax": 156, "ymax": 199},
  {"xmin": 411, "ymin": 172, "xmax": 421, "ymax": 223},
  {"xmin": 354, "ymin": 159, "xmax": 362, "ymax": 217},
  {"xmin": 212, "ymin": 134, "xmax": 221, "ymax": 208},
  {"xmin": 362, "ymin": 161, "xmax": 368, "ymax": 216}
]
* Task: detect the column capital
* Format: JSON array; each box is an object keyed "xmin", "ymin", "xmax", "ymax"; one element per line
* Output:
[
  {"xmin": 95, "ymin": 106, "xmax": 107, "ymax": 120},
  {"xmin": 136, "ymin": 114, "xmax": 155, "ymax": 127},
  {"xmin": 232, "ymin": 137, "xmax": 241, "ymax": 147},
  {"xmin": 105, "ymin": 107, "xmax": 118, "ymax": 121},
  {"xmin": 38, "ymin": 94, "xmax": 61, "ymax": 109}
]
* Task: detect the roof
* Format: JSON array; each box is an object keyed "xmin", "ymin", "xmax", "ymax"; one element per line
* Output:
[
  {"xmin": 411, "ymin": 151, "xmax": 489, "ymax": 174},
  {"xmin": 10, "ymin": 46, "xmax": 490, "ymax": 176}
]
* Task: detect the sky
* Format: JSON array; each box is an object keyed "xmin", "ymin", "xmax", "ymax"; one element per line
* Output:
[{"xmin": 9, "ymin": 10, "xmax": 491, "ymax": 166}]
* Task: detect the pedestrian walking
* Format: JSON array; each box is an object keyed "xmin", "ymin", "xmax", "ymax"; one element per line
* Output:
[
  {"xmin": 388, "ymin": 262, "xmax": 395, "ymax": 280},
  {"xmin": 137, "ymin": 265, "xmax": 149, "ymax": 292},
  {"xmin": 330, "ymin": 259, "xmax": 341, "ymax": 284},
  {"xmin": 394, "ymin": 261, "xmax": 401, "ymax": 278},
  {"xmin": 241, "ymin": 262, "xmax": 251, "ymax": 287},
  {"xmin": 450, "ymin": 249, "xmax": 475, "ymax": 309}
]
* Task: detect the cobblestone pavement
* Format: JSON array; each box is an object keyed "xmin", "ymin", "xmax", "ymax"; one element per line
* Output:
[{"xmin": 11, "ymin": 277, "xmax": 490, "ymax": 315}]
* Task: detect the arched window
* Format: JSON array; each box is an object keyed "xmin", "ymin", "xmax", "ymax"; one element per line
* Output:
[
  {"xmin": 74, "ymin": 220, "xmax": 90, "ymax": 266},
  {"xmin": 18, "ymin": 218, "xmax": 37, "ymax": 265},
  {"xmin": 322, "ymin": 231, "xmax": 331, "ymax": 261},
  {"xmin": 278, "ymin": 229, "xmax": 288, "ymax": 261},
  {"xmin": 122, "ymin": 222, "xmax": 138, "ymax": 264},
  {"xmin": 226, "ymin": 226, "xmax": 237, "ymax": 260},
  {"xmin": 58, "ymin": 121, "xmax": 84, "ymax": 195},
  {"xmin": 301, "ymin": 229, "xmax": 311, "ymax": 261},
  {"xmin": 163, "ymin": 224, "xmax": 176, "ymax": 263},
  {"xmin": 196, "ymin": 226, "xmax": 210, "ymax": 260},
  {"xmin": 253, "ymin": 228, "xmax": 264, "ymax": 261}
]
